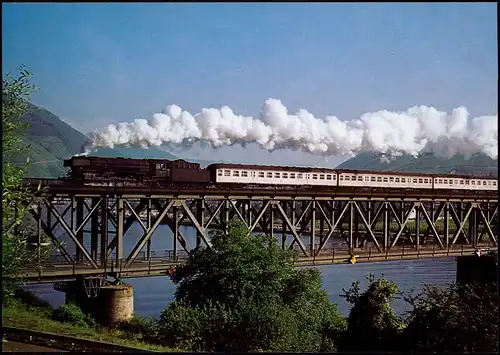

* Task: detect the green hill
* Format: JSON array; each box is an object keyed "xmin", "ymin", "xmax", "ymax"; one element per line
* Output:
[
  {"xmin": 15, "ymin": 103, "xmax": 90, "ymax": 178},
  {"xmin": 12, "ymin": 103, "xmax": 186, "ymax": 178},
  {"xmin": 336, "ymin": 152, "xmax": 498, "ymax": 177}
]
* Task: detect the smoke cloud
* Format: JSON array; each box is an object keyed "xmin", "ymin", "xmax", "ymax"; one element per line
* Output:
[{"xmin": 84, "ymin": 99, "xmax": 498, "ymax": 160}]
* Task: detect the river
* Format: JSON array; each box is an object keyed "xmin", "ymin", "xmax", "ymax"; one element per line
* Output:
[{"xmin": 25, "ymin": 223, "xmax": 457, "ymax": 318}]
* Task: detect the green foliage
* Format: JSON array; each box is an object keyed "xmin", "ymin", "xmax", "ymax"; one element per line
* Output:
[
  {"xmin": 157, "ymin": 220, "xmax": 346, "ymax": 352},
  {"xmin": 12, "ymin": 288, "xmax": 53, "ymax": 310},
  {"xmin": 2, "ymin": 67, "xmax": 52, "ymax": 301},
  {"xmin": 402, "ymin": 282, "xmax": 498, "ymax": 353},
  {"xmin": 117, "ymin": 316, "xmax": 159, "ymax": 343},
  {"xmin": 339, "ymin": 274, "xmax": 403, "ymax": 352},
  {"xmin": 51, "ymin": 303, "xmax": 96, "ymax": 328}
]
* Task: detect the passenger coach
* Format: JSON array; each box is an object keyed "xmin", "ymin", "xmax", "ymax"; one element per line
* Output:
[{"xmin": 207, "ymin": 163, "xmax": 497, "ymax": 191}]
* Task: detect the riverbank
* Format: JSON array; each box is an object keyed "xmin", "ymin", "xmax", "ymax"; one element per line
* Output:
[{"xmin": 2, "ymin": 300, "xmax": 175, "ymax": 352}]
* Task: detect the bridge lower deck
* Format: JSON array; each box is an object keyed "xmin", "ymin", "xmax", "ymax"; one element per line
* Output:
[{"xmin": 20, "ymin": 244, "xmax": 494, "ymax": 284}]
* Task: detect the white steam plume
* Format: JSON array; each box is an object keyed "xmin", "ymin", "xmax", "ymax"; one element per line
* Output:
[{"xmin": 84, "ymin": 99, "xmax": 498, "ymax": 160}]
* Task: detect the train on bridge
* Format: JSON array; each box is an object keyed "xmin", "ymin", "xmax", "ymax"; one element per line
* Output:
[{"xmin": 62, "ymin": 156, "xmax": 498, "ymax": 192}]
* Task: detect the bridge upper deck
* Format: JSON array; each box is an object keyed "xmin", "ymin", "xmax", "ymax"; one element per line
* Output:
[{"xmin": 22, "ymin": 178, "xmax": 498, "ymax": 201}]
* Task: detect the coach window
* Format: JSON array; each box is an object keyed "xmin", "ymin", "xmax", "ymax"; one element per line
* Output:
[
  {"xmin": 258, "ymin": 172, "xmax": 265, "ymax": 178},
  {"xmin": 319, "ymin": 174, "xmax": 325, "ymax": 179},
  {"xmin": 326, "ymin": 174, "xmax": 332, "ymax": 180},
  {"xmin": 266, "ymin": 172, "xmax": 272, "ymax": 178},
  {"xmin": 290, "ymin": 173, "xmax": 296, "ymax": 179},
  {"xmin": 493, "ymin": 181, "xmax": 497, "ymax": 186},
  {"xmin": 357, "ymin": 176, "xmax": 362, "ymax": 181},
  {"xmin": 382, "ymin": 177, "xmax": 387, "ymax": 182},
  {"xmin": 460, "ymin": 180, "xmax": 464, "ymax": 185},
  {"xmin": 418, "ymin": 178, "xmax": 423, "ymax": 183},
  {"xmin": 377, "ymin": 177, "xmax": 382, "ymax": 182},
  {"xmin": 471, "ymin": 181, "xmax": 475, "ymax": 185},
  {"xmin": 217, "ymin": 170, "xmax": 223, "ymax": 176},
  {"xmin": 339, "ymin": 176, "xmax": 344, "ymax": 180},
  {"xmin": 233, "ymin": 171, "xmax": 240, "ymax": 177},
  {"xmin": 274, "ymin": 172, "xmax": 280, "ymax": 178},
  {"xmin": 332, "ymin": 175, "xmax": 337, "ymax": 179},
  {"xmin": 344, "ymin": 176, "xmax": 349, "ymax": 181},
  {"xmin": 371, "ymin": 177, "xmax": 376, "ymax": 182},
  {"xmin": 242, "ymin": 171, "xmax": 248, "ymax": 177},
  {"xmin": 483, "ymin": 181, "xmax": 487, "ymax": 185},
  {"xmin": 298, "ymin": 173, "xmax": 304, "ymax": 179},
  {"xmin": 312, "ymin": 174, "xmax": 318, "ymax": 180},
  {"xmin": 401, "ymin": 178, "xmax": 406, "ymax": 182},
  {"xmin": 389, "ymin": 177, "xmax": 394, "ymax": 182},
  {"xmin": 224, "ymin": 170, "xmax": 231, "ymax": 176},
  {"xmin": 395, "ymin": 177, "xmax": 400, "ymax": 182},
  {"xmin": 438, "ymin": 179, "xmax": 442, "ymax": 184},
  {"xmin": 444, "ymin": 179, "xmax": 448, "ymax": 184},
  {"xmin": 282, "ymin": 173, "xmax": 288, "ymax": 179}
]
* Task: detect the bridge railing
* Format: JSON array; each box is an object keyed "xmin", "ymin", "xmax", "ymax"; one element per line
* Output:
[
  {"xmin": 22, "ymin": 250, "xmax": 191, "ymax": 270},
  {"xmin": 20, "ymin": 243, "xmax": 496, "ymax": 271}
]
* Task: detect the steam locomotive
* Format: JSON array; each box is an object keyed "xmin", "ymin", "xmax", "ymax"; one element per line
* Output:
[{"xmin": 63, "ymin": 156, "xmax": 498, "ymax": 192}]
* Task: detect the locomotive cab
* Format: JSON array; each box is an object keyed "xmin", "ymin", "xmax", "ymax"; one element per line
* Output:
[{"xmin": 155, "ymin": 162, "xmax": 169, "ymax": 179}]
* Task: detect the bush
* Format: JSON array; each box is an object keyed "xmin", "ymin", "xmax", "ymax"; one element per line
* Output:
[
  {"xmin": 156, "ymin": 220, "xmax": 346, "ymax": 352},
  {"xmin": 339, "ymin": 274, "xmax": 403, "ymax": 352},
  {"xmin": 117, "ymin": 316, "xmax": 159, "ymax": 342},
  {"xmin": 13, "ymin": 288, "xmax": 52, "ymax": 310},
  {"xmin": 402, "ymin": 282, "xmax": 498, "ymax": 353},
  {"xmin": 52, "ymin": 303, "xmax": 96, "ymax": 328}
]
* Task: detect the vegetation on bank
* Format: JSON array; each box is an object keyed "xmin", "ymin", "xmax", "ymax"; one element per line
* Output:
[
  {"xmin": 5, "ymin": 245, "xmax": 497, "ymax": 353},
  {"xmin": 2, "ymin": 290, "xmax": 175, "ymax": 351},
  {"xmin": 2, "ymin": 67, "xmax": 53, "ymax": 301},
  {"xmin": 2, "ymin": 68, "xmax": 498, "ymax": 353}
]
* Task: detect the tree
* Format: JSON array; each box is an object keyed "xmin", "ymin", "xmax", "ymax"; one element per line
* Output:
[
  {"xmin": 338, "ymin": 274, "xmax": 404, "ymax": 352},
  {"xmin": 157, "ymin": 220, "xmax": 346, "ymax": 352},
  {"xmin": 2, "ymin": 66, "xmax": 47, "ymax": 301},
  {"xmin": 402, "ymin": 282, "xmax": 498, "ymax": 353}
]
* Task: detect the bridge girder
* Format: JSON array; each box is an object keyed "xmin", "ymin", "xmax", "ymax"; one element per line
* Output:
[{"xmin": 24, "ymin": 193, "xmax": 497, "ymax": 275}]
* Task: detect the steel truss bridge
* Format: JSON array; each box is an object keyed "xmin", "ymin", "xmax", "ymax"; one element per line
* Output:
[{"xmin": 18, "ymin": 179, "xmax": 498, "ymax": 284}]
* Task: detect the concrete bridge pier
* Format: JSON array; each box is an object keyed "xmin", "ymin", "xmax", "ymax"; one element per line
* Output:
[{"xmin": 59, "ymin": 278, "xmax": 134, "ymax": 327}]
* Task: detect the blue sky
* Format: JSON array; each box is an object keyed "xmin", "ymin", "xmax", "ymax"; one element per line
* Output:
[{"xmin": 2, "ymin": 2, "xmax": 497, "ymax": 166}]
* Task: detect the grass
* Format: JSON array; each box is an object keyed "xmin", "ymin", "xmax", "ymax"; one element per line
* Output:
[{"xmin": 2, "ymin": 301, "xmax": 178, "ymax": 352}]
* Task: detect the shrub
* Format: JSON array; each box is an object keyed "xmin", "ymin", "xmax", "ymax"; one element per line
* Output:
[
  {"xmin": 156, "ymin": 220, "xmax": 346, "ymax": 352},
  {"xmin": 117, "ymin": 316, "xmax": 159, "ymax": 342},
  {"xmin": 402, "ymin": 282, "xmax": 498, "ymax": 353},
  {"xmin": 52, "ymin": 303, "xmax": 96, "ymax": 327},
  {"xmin": 13, "ymin": 288, "xmax": 52, "ymax": 309}
]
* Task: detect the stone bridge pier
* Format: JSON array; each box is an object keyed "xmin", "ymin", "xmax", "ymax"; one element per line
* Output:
[{"xmin": 56, "ymin": 277, "xmax": 134, "ymax": 327}]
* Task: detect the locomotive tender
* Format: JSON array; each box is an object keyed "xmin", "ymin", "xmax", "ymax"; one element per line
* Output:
[{"xmin": 63, "ymin": 156, "xmax": 498, "ymax": 191}]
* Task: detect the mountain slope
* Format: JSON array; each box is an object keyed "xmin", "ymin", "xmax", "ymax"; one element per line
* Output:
[
  {"xmin": 15, "ymin": 103, "xmax": 89, "ymax": 178},
  {"xmin": 13, "ymin": 103, "xmax": 182, "ymax": 178},
  {"xmin": 336, "ymin": 152, "xmax": 498, "ymax": 176}
]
